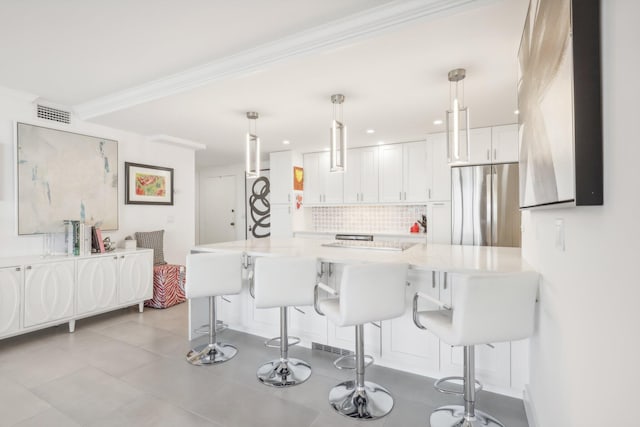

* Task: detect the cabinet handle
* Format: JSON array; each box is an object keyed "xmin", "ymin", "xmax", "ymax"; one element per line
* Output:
[
  {"xmin": 15, "ymin": 267, "xmax": 21, "ymax": 272},
  {"xmin": 26, "ymin": 266, "xmax": 32, "ymax": 270},
  {"xmin": 113, "ymin": 256, "xmax": 118, "ymax": 260},
  {"xmin": 399, "ymin": 191, "xmax": 402, "ymax": 201},
  {"xmin": 120, "ymin": 256, "xmax": 125, "ymax": 259},
  {"xmin": 486, "ymin": 149, "xmax": 490, "ymax": 160},
  {"xmin": 433, "ymin": 202, "xmax": 445, "ymax": 206},
  {"xmin": 493, "ymin": 148, "xmax": 497, "ymax": 159},
  {"xmin": 443, "ymin": 272, "xmax": 448, "ymax": 290},
  {"xmin": 432, "ymin": 271, "xmax": 436, "ymax": 288}
]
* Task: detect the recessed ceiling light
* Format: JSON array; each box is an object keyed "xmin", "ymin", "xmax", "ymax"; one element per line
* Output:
[
  {"xmin": 282, "ymin": 140, "xmax": 290, "ymax": 145},
  {"xmin": 366, "ymin": 129, "xmax": 375, "ymax": 134},
  {"xmin": 323, "ymin": 147, "xmax": 330, "ymax": 151},
  {"xmin": 514, "ymin": 109, "xmax": 520, "ymax": 115},
  {"xmin": 433, "ymin": 119, "xmax": 443, "ymax": 125},
  {"xmin": 377, "ymin": 141, "xmax": 384, "ymax": 145}
]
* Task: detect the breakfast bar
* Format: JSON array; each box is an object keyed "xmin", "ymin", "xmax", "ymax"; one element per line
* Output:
[{"xmin": 188, "ymin": 238, "xmax": 534, "ymax": 398}]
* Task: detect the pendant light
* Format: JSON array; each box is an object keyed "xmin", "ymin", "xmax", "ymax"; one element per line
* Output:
[
  {"xmin": 245, "ymin": 111, "xmax": 260, "ymax": 178},
  {"xmin": 330, "ymin": 94, "xmax": 346, "ymax": 173},
  {"xmin": 446, "ymin": 68, "xmax": 470, "ymax": 163}
]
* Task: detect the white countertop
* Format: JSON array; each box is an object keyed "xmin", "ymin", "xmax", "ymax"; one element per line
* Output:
[
  {"xmin": 0, "ymin": 248, "xmax": 152, "ymax": 269},
  {"xmin": 192, "ymin": 238, "xmax": 529, "ymax": 273}
]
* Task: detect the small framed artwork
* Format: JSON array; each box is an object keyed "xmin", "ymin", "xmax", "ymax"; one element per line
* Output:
[
  {"xmin": 125, "ymin": 162, "xmax": 174, "ymax": 205},
  {"xmin": 293, "ymin": 166, "xmax": 304, "ymax": 191}
]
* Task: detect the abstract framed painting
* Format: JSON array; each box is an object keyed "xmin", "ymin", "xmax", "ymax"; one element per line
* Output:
[
  {"xmin": 124, "ymin": 162, "xmax": 174, "ymax": 205},
  {"xmin": 517, "ymin": 0, "xmax": 602, "ymax": 209},
  {"xmin": 16, "ymin": 122, "xmax": 118, "ymax": 235}
]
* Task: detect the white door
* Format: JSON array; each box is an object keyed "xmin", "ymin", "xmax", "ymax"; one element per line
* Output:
[
  {"xmin": 379, "ymin": 144, "xmax": 404, "ymax": 202},
  {"xmin": 403, "ymin": 141, "xmax": 429, "ymax": 202},
  {"xmin": 468, "ymin": 127, "xmax": 493, "ymax": 164},
  {"xmin": 428, "ymin": 202, "xmax": 452, "ymax": 244},
  {"xmin": 492, "ymin": 124, "xmax": 519, "ymax": 163},
  {"xmin": 343, "ymin": 149, "xmax": 361, "ymax": 203},
  {"xmin": 118, "ymin": 252, "xmax": 153, "ymax": 304},
  {"xmin": 359, "ymin": 146, "xmax": 379, "ymax": 202},
  {"xmin": 200, "ymin": 175, "xmax": 237, "ymax": 244},
  {"xmin": 0, "ymin": 266, "xmax": 21, "ymax": 337},
  {"xmin": 319, "ymin": 152, "xmax": 344, "ymax": 204},
  {"xmin": 270, "ymin": 204, "xmax": 292, "ymax": 238}
]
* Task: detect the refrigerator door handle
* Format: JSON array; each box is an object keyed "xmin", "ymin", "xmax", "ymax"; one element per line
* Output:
[
  {"xmin": 485, "ymin": 172, "xmax": 492, "ymax": 245},
  {"xmin": 492, "ymin": 168, "xmax": 498, "ymax": 245}
]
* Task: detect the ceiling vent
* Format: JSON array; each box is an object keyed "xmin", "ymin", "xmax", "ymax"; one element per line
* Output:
[{"xmin": 37, "ymin": 104, "xmax": 71, "ymax": 124}]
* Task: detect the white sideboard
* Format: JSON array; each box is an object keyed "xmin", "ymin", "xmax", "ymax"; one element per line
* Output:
[{"xmin": 0, "ymin": 249, "xmax": 153, "ymax": 339}]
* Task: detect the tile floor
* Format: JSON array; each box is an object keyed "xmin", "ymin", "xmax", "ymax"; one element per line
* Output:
[{"xmin": 0, "ymin": 303, "xmax": 529, "ymax": 427}]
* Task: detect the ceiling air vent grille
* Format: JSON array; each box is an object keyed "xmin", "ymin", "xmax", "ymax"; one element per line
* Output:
[{"xmin": 37, "ymin": 104, "xmax": 71, "ymax": 124}]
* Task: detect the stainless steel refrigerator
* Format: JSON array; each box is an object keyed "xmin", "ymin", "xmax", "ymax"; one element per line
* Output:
[{"xmin": 451, "ymin": 163, "xmax": 521, "ymax": 247}]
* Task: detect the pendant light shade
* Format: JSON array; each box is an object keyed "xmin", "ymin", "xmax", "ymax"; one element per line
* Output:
[
  {"xmin": 330, "ymin": 94, "xmax": 346, "ymax": 173},
  {"xmin": 446, "ymin": 68, "xmax": 470, "ymax": 163},
  {"xmin": 245, "ymin": 111, "xmax": 260, "ymax": 178}
]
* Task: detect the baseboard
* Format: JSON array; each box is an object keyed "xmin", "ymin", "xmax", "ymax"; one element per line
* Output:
[{"xmin": 523, "ymin": 384, "xmax": 538, "ymax": 427}]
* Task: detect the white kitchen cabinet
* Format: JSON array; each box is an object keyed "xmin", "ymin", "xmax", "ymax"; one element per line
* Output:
[
  {"xmin": 289, "ymin": 304, "xmax": 327, "ymax": 346},
  {"xmin": 303, "ymin": 152, "xmax": 343, "ymax": 205},
  {"xmin": 491, "ymin": 124, "xmax": 519, "ymax": 163},
  {"xmin": 269, "ymin": 151, "xmax": 293, "ymax": 204},
  {"xmin": 467, "ymin": 125, "xmax": 518, "ymax": 165},
  {"xmin": 427, "ymin": 133, "xmax": 451, "ymax": 201},
  {"xmin": 403, "ymin": 141, "xmax": 430, "ymax": 202},
  {"xmin": 381, "ymin": 269, "xmax": 440, "ymax": 373},
  {"xmin": 427, "ymin": 201, "xmax": 452, "ymax": 244},
  {"xmin": 270, "ymin": 204, "xmax": 293, "ymax": 238},
  {"xmin": 379, "ymin": 144, "xmax": 404, "ymax": 203},
  {"xmin": 118, "ymin": 252, "xmax": 153, "ymax": 305},
  {"xmin": 344, "ymin": 146, "xmax": 379, "ymax": 203},
  {"xmin": 76, "ymin": 256, "xmax": 118, "ymax": 315},
  {"xmin": 24, "ymin": 260, "xmax": 74, "ymax": 328},
  {"xmin": 0, "ymin": 266, "xmax": 22, "ymax": 337}
]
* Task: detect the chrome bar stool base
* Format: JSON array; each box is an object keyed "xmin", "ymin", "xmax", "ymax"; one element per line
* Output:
[
  {"xmin": 257, "ymin": 357, "xmax": 312, "ymax": 387},
  {"xmin": 329, "ymin": 380, "xmax": 394, "ymax": 420},
  {"xmin": 186, "ymin": 342, "xmax": 238, "ymax": 366},
  {"xmin": 430, "ymin": 405, "xmax": 504, "ymax": 427}
]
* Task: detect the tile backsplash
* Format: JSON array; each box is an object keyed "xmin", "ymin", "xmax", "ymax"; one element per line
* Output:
[{"xmin": 311, "ymin": 205, "xmax": 426, "ymax": 234}]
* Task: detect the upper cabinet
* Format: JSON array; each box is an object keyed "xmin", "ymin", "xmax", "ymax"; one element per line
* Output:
[
  {"xmin": 303, "ymin": 152, "xmax": 343, "ymax": 206},
  {"xmin": 379, "ymin": 144, "xmax": 405, "ymax": 202},
  {"xmin": 467, "ymin": 125, "xmax": 518, "ymax": 165},
  {"xmin": 344, "ymin": 146, "xmax": 379, "ymax": 203},
  {"xmin": 427, "ymin": 134, "xmax": 451, "ymax": 201}
]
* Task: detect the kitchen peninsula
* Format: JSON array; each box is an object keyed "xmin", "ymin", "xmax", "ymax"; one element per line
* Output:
[{"xmin": 188, "ymin": 237, "xmax": 534, "ymax": 397}]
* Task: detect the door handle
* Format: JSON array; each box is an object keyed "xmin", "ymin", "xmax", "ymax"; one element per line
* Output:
[
  {"xmin": 486, "ymin": 149, "xmax": 490, "ymax": 160},
  {"xmin": 230, "ymin": 222, "xmax": 235, "ymax": 226},
  {"xmin": 428, "ymin": 188, "xmax": 431, "ymax": 199},
  {"xmin": 493, "ymin": 148, "xmax": 497, "ymax": 160}
]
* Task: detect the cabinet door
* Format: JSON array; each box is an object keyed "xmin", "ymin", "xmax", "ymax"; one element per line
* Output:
[
  {"xmin": 359, "ymin": 146, "xmax": 379, "ymax": 202},
  {"xmin": 379, "ymin": 144, "xmax": 404, "ymax": 202},
  {"xmin": 303, "ymin": 153, "xmax": 322, "ymax": 205},
  {"xmin": 381, "ymin": 269, "xmax": 440, "ymax": 372},
  {"xmin": 343, "ymin": 149, "xmax": 361, "ymax": 203},
  {"xmin": 403, "ymin": 141, "xmax": 429, "ymax": 203},
  {"xmin": 492, "ymin": 124, "xmax": 519, "ymax": 163},
  {"xmin": 24, "ymin": 261, "xmax": 74, "ymax": 328},
  {"xmin": 118, "ymin": 252, "xmax": 153, "ymax": 304},
  {"xmin": 0, "ymin": 267, "xmax": 22, "ymax": 337},
  {"xmin": 270, "ymin": 204, "xmax": 293, "ymax": 238},
  {"xmin": 427, "ymin": 202, "xmax": 452, "ymax": 244},
  {"xmin": 269, "ymin": 151, "xmax": 292, "ymax": 204},
  {"xmin": 429, "ymin": 133, "xmax": 451, "ymax": 201},
  {"xmin": 468, "ymin": 127, "xmax": 493, "ymax": 164},
  {"xmin": 77, "ymin": 256, "xmax": 118, "ymax": 315},
  {"xmin": 319, "ymin": 152, "xmax": 344, "ymax": 204},
  {"xmin": 289, "ymin": 305, "xmax": 327, "ymax": 345}
]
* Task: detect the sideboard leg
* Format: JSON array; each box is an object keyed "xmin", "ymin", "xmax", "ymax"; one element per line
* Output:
[
  {"xmin": 68, "ymin": 319, "xmax": 76, "ymax": 333},
  {"xmin": 138, "ymin": 302, "xmax": 144, "ymax": 313}
]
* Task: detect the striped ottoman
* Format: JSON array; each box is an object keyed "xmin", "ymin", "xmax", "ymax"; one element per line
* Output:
[{"xmin": 145, "ymin": 264, "xmax": 186, "ymax": 309}]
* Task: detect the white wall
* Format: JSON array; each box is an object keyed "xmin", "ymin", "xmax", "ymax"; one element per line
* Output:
[
  {"xmin": 0, "ymin": 86, "xmax": 196, "ymax": 264},
  {"xmin": 523, "ymin": 1, "xmax": 640, "ymax": 426}
]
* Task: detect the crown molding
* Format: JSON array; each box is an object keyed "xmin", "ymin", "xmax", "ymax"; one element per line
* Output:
[
  {"xmin": 74, "ymin": 0, "xmax": 485, "ymax": 120},
  {"xmin": 146, "ymin": 134, "xmax": 207, "ymax": 151}
]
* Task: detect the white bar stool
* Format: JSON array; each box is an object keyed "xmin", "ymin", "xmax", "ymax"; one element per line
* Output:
[
  {"xmin": 253, "ymin": 256, "xmax": 318, "ymax": 387},
  {"xmin": 413, "ymin": 271, "xmax": 539, "ymax": 427},
  {"xmin": 314, "ymin": 262, "xmax": 408, "ymax": 420},
  {"xmin": 185, "ymin": 252, "xmax": 243, "ymax": 366}
]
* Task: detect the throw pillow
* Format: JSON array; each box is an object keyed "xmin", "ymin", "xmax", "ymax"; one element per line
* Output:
[{"xmin": 135, "ymin": 230, "xmax": 167, "ymax": 265}]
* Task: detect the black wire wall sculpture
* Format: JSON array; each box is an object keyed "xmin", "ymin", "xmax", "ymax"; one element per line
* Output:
[{"xmin": 249, "ymin": 176, "xmax": 270, "ymax": 238}]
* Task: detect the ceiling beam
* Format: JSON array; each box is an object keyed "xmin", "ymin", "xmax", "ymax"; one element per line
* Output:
[{"xmin": 74, "ymin": 0, "xmax": 487, "ymax": 120}]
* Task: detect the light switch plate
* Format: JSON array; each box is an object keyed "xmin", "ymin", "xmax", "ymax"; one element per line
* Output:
[{"xmin": 555, "ymin": 218, "xmax": 565, "ymax": 251}]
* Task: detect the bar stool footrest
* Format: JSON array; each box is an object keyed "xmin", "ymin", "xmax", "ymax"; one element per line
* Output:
[
  {"xmin": 333, "ymin": 354, "xmax": 374, "ymax": 370},
  {"xmin": 434, "ymin": 376, "xmax": 482, "ymax": 396},
  {"xmin": 265, "ymin": 336, "xmax": 301, "ymax": 349}
]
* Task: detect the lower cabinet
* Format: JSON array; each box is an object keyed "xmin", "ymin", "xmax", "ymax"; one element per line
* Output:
[
  {"xmin": 118, "ymin": 252, "xmax": 153, "ymax": 304},
  {"xmin": 77, "ymin": 256, "xmax": 118, "ymax": 315},
  {"xmin": 0, "ymin": 249, "xmax": 153, "ymax": 340},
  {"xmin": 0, "ymin": 267, "xmax": 22, "ymax": 337},
  {"xmin": 24, "ymin": 260, "xmax": 75, "ymax": 328}
]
